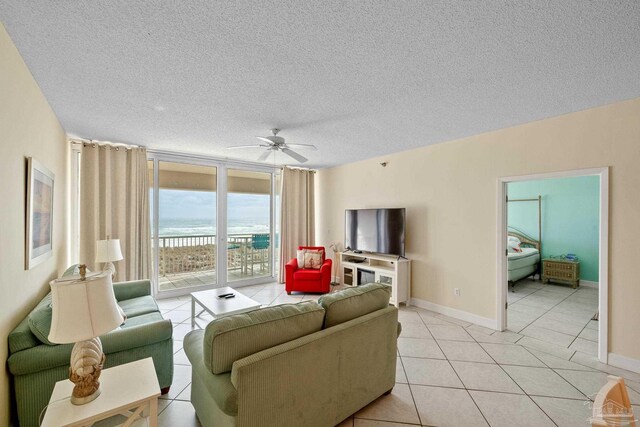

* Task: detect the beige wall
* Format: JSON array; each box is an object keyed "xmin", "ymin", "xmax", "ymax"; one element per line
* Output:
[
  {"xmin": 316, "ymin": 97, "xmax": 640, "ymax": 361},
  {"xmin": 0, "ymin": 24, "xmax": 68, "ymax": 424}
]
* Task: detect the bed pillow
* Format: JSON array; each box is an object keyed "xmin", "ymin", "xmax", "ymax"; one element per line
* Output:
[
  {"xmin": 507, "ymin": 236, "xmax": 522, "ymax": 253},
  {"xmin": 508, "ymin": 242, "xmax": 523, "ymax": 253}
]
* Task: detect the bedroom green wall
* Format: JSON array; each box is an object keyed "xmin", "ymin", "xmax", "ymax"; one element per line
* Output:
[{"xmin": 507, "ymin": 176, "xmax": 600, "ymax": 282}]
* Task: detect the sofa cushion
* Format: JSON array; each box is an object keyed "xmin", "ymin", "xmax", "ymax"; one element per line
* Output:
[
  {"xmin": 185, "ymin": 330, "xmax": 238, "ymax": 416},
  {"xmin": 27, "ymin": 293, "xmax": 55, "ymax": 345},
  {"xmin": 294, "ymin": 269, "xmax": 322, "ymax": 281},
  {"xmin": 9, "ymin": 317, "xmax": 173, "ymax": 376},
  {"xmin": 118, "ymin": 295, "xmax": 159, "ymax": 318},
  {"xmin": 28, "ymin": 293, "xmax": 135, "ymax": 347},
  {"xmin": 120, "ymin": 311, "xmax": 164, "ymax": 328},
  {"xmin": 204, "ymin": 301, "xmax": 325, "ymax": 374},
  {"xmin": 318, "ymin": 283, "xmax": 391, "ymax": 328}
]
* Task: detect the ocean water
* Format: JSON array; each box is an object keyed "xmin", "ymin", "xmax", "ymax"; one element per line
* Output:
[{"xmin": 158, "ymin": 218, "xmax": 269, "ymax": 237}]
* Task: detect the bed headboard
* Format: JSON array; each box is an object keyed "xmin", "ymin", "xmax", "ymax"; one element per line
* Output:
[{"xmin": 508, "ymin": 230, "xmax": 541, "ymax": 251}]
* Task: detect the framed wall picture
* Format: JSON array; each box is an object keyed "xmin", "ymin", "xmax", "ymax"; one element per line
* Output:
[{"xmin": 26, "ymin": 157, "xmax": 55, "ymax": 269}]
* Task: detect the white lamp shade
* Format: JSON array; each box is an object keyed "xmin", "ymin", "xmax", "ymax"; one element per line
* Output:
[
  {"xmin": 95, "ymin": 239, "xmax": 123, "ymax": 263},
  {"xmin": 48, "ymin": 271, "xmax": 124, "ymax": 344}
]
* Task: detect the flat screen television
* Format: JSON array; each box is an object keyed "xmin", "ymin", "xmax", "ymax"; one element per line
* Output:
[{"xmin": 345, "ymin": 208, "xmax": 405, "ymax": 257}]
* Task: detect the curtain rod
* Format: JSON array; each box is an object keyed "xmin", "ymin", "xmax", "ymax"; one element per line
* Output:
[
  {"xmin": 69, "ymin": 138, "xmax": 145, "ymax": 150},
  {"xmin": 148, "ymin": 148, "xmax": 283, "ymax": 171},
  {"xmin": 284, "ymin": 166, "xmax": 316, "ymax": 173}
]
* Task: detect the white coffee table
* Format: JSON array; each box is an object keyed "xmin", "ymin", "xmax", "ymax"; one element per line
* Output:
[
  {"xmin": 41, "ymin": 357, "xmax": 160, "ymax": 427},
  {"xmin": 191, "ymin": 286, "xmax": 262, "ymax": 327}
]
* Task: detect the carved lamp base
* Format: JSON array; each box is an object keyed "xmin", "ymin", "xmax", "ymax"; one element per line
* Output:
[{"xmin": 69, "ymin": 337, "xmax": 106, "ymax": 405}]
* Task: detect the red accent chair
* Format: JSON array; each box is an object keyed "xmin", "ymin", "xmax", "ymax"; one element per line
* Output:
[{"xmin": 285, "ymin": 246, "xmax": 332, "ymax": 295}]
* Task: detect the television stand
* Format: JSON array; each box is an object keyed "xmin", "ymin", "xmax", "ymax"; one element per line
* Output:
[{"xmin": 339, "ymin": 252, "xmax": 411, "ymax": 307}]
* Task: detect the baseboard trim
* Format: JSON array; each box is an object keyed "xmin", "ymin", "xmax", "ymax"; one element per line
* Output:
[
  {"xmin": 608, "ymin": 352, "xmax": 640, "ymax": 374},
  {"xmin": 410, "ymin": 297, "xmax": 496, "ymax": 330},
  {"xmin": 580, "ymin": 280, "xmax": 599, "ymax": 289}
]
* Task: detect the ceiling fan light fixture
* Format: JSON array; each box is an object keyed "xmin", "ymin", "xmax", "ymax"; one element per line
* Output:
[{"xmin": 227, "ymin": 128, "xmax": 317, "ymax": 164}]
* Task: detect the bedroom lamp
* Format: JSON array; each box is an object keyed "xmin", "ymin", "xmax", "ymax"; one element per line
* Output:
[
  {"xmin": 96, "ymin": 236, "xmax": 123, "ymax": 279},
  {"xmin": 48, "ymin": 267, "xmax": 124, "ymax": 405}
]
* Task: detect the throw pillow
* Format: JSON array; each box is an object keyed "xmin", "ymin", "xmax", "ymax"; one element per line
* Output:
[
  {"xmin": 304, "ymin": 251, "xmax": 322, "ymax": 269},
  {"xmin": 27, "ymin": 293, "xmax": 55, "ymax": 345},
  {"xmin": 296, "ymin": 250, "xmax": 306, "ymax": 268}
]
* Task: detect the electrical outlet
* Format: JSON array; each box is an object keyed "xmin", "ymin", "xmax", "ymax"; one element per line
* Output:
[{"xmin": 454, "ymin": 288, "xmax": 461, "ymax": 296}]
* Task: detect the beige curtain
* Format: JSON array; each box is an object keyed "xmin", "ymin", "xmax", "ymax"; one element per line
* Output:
[
  {"xmin": 278, "ymin": 167, "xmax": 315, "ymax": 282},
  {"xmin": 79, "ymin": 143, "xmax": 150, "ymax": 281}
]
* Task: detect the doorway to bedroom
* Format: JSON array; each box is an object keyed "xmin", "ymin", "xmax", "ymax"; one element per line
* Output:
[{"xmin": 497, "ymin": 168, "xmax": 608, "ymax": 363}]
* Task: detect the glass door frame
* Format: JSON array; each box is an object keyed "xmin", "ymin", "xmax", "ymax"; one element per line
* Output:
[
  {"xmin": 225, "ymin": 165, "xmax": 278, "ymax": 286},
  {"xmin": 148, "ymin": 150, "xmax": 279, "ymax": 299}
]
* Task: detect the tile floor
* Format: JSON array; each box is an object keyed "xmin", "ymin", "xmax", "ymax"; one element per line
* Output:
[
  {"xmin": 153, "ymin": 281, "xmax": 640, "ymax": 427},
  {"xmin": 508, "ymin": 279, "xmax": 599, "ymax": 357}
]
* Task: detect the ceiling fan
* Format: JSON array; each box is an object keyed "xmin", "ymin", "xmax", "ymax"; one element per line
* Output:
[{"xmin": 227, "ymin": 129, "xmax": 317, "ymax": 163}]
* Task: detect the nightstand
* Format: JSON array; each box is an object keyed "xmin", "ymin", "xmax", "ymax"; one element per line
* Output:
[
  {"xmin": 542, "ymin": 258, "xmax": 580, "ymax": 289},
  {"xmin": 41, "ymin": 357, "xmax": 160, "ymax": 427}
]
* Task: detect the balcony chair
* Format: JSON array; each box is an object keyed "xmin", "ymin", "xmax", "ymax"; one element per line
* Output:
[
  {"xmin": 250, "ymin": 233, "xmax": 270, "ymax": 275},
  {"xmin": 285, "ymin": 245, "xmax": 332, "ymax": 294}
]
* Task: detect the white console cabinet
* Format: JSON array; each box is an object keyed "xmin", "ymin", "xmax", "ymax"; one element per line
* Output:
[{"xmin": 339, "ymin": 252, "xmax": 411, "ymax": 307}]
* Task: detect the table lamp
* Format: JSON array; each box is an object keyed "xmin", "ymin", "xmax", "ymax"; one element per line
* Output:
[
  {"xmin": 96, "ymin": 237, "xmax": 123, "ymax": 279},
  {"xmin": 48, "ymin": 267, "xmax": 124, "ymax": 405}
]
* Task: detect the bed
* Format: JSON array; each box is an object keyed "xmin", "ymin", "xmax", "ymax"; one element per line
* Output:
[{"xmin": 508, "ymin": 229, "xmax": 540, "ymax": 291}]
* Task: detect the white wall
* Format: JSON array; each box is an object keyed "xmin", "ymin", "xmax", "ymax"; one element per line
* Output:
[
  {"xmin": 316, "ymin": 97, "xmax": 640, "ymax": 362},
  {"xmin": 0, "ymin": 24, "xmax": 68, "ymax": 424}
]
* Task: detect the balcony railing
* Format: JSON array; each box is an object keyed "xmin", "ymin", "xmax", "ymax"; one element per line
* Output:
[{"xmin": 156, "ymin": 233, "xmax": 271, "ymax": 277}]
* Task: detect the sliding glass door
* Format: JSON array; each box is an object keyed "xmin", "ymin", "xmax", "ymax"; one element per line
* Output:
[
  {"xmin": 152, "ymin": 160, "xmax": 218, "ymax": 293},
  {"xmin": 148, "ymin": 154, "xmax": 278, "ymax": 297},
  {"xmin": 226, "ymin": 169, "xmax": 273, "ymax": 283}
]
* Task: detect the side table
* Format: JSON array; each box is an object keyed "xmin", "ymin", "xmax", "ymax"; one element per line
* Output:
[
  {"xmin": 542, "ymin": 258, "xmax": 580, "ymax": 289},
  {"xmin": 41, "ymin": 357, "xmax": 160, "ymax": 427}
]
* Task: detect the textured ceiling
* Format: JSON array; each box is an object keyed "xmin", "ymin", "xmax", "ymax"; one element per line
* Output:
[{"xmin": 1, "ymin": 1, "xmax": 639, "ymax": 168}]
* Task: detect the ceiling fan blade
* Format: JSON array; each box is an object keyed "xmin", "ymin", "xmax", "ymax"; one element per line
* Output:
[
  {"xmin": 257, "ymin": 150, "xmax": 272, "ymax": 161},
  {"xmin": 227, "ymin": 144, "xmax": 267, "ymax": 150},
  {"xmin": 286, "ymin": 144, "xmax": 317, "ymax": 151},
  {"xmin": 256, "ymin": 136, "xmax": 274, "ymax": 144},
  {"xmin": 281, "ymin": 148, "xmax": 308, "ymax": 163}
]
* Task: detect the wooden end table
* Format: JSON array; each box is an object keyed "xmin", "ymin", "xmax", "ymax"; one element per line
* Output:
[
  {"xmin": 191, "ymin": 286, "xmax": 262, "ymax": 327},
  {"xmin": 41, "ymin": 357, "xmax": 160, "ymax": 427},
  {"xmin": 542, "ymin": 258, "xmax": 580, "ymax": 289}
]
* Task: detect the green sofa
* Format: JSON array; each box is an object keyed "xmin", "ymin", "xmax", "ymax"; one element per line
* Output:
[
  {"xmin": 184, "ymin": 283, "xmax": 400, "ymax": 427},
  {"xmin": 7, "ymin": 274, "xmax": 173, "ymax": 427}
]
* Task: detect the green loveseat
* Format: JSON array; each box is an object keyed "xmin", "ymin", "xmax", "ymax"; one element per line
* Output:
[
  {"xmin": 7, "ymin": 274, "xmax": 173, "ymax": 427},
  {"xmin": 184, "ymin": 283, "xmax": 400, "ymax": 427}
]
